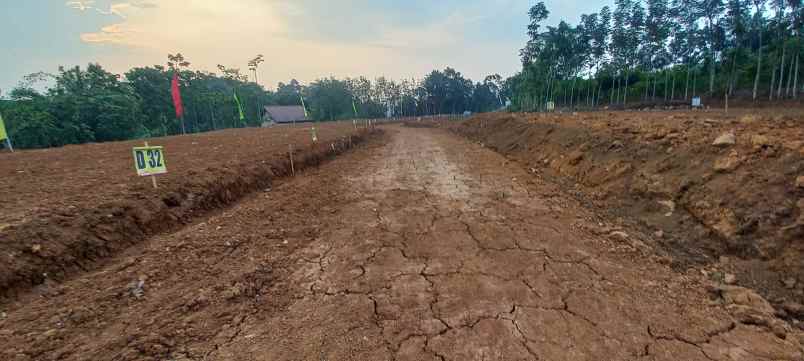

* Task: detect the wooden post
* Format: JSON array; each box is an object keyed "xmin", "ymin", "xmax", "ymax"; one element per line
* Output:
[
  {"xmin": 289, "ymin": 144, "xmax": 295, "ymax": 176},
  {"xmin": 725, "ymin": 93, "xmax": 729, "ymax": 114},
  {"xmin": 144, "ymin": 141, "xmax": 158, "ymax": 189}
]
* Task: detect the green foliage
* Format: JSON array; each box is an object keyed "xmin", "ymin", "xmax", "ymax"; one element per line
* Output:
[
  {"xmin": 275, "ymin": 80, "xmax": 303, "ymax": 106},
  {"xmin": 1, "ymin": 56, "xmax": 501, "ymax": 149},
  {"xmin": 305, "ymin": 78, "xmax": 354, "ymax": 121},
  {"xmin": 510, "ymin": 0, "xmax": 804, "ymax": 111},
  {"xmin": 49, "ymin": 64, "xmax": 145, "ymax": 142}
]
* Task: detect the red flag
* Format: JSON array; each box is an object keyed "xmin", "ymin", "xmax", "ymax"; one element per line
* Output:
[{"xmin": 171, "ymin": 73, "xmax": 184, "ymax": 119}]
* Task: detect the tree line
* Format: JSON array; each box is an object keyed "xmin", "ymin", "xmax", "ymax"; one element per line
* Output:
[
  {"xmin": 0, "ymin": 54, "xmax": 504, "ymax": 149},
  {"xmin": 508, "ymin": 0, "xmax": 804, "ymax": 111}
]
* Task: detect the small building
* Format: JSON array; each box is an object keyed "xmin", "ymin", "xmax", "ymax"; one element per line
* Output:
[{"xmin": 262, "ymin": 105, "xmax": 310, "ymax": 125}]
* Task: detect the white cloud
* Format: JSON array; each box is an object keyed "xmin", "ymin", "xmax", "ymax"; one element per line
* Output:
[
  {"xmin": 76, "ymin": 0, "xmax": 286, "ymax": 48},
  {"xmin": 65, "ymin": 0, "xmax": 96, "ymax": 11},
  {"xmin": 80, "ymin": 23, "xmax": 140, "ymax": 44},
  {"xmin": 66, "ymin": 0, "xmax": 158, "ymax": 18}
]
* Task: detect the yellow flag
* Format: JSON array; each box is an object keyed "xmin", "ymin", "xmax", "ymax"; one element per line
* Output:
[{"xmin": 0, "ymin": 113, "xmax": 7, "ymax": 141}]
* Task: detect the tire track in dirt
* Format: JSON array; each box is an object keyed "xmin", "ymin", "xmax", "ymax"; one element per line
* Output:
[{"xmin": 1, "ymin": 126, "xmax": 802, "ymax": 360}]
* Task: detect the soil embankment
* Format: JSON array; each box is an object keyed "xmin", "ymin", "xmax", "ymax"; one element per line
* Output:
[
  {"xmin": 452, "ymin": 110, "xmax": 804, "ymax": 317},
  {"xmin": 0, "ymin": 123, "xmax": 376, "ymax": 300}
]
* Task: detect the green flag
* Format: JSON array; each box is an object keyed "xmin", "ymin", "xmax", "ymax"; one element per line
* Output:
[
  {"xmin": 352, "ymin": 100, "xmax": 358, "ymax": 117},
  {"xmin": 300, "ymin": 94, "xmax": 309, "ymax": 118},
  {"xmin": 0, "ymin": 112, "xmax": 7, "ymax": 141},
  {"xmin": 233, "ymin": 91, "xmax": 245, "ymax": 122}
]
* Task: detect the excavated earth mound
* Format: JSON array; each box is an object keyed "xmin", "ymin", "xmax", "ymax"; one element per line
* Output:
[{"xmin": 451, "ymin": 109, "xmax": 804, "ymax": 320}]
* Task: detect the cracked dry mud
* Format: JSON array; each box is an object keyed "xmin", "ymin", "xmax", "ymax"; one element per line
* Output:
[{"xmin": 1, "ymin": 126, "xmax": 802, "ymax": 360}]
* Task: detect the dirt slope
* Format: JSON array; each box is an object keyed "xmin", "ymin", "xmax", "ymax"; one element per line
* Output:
[
  {"xmin": 0, "ymin": 123, "xmax": 371, "ymax": 300},
  {"xmin": 1, "ymin": 126, "xmax": 800, "ymax": 360},
  {"xmin": 451, "ymin": 109, "xmax": 804, "ymax": 319}
]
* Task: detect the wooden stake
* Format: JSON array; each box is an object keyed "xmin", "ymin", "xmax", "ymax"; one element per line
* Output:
[
  {"xmin": 289, "ymin": 144, "xmax": 295, "ymax": 176},
  {"xmin": 144, "ymin": 141, "xmax": 158, "ymax": 189}
]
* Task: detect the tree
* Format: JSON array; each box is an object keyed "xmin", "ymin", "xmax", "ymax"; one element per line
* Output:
[
  {"xmin": 484, "ymin": 74, "xmax": 505, "ymax": 106},
  {"xmin": 125, "ymin": 66, "xmax": 173, "ymax": 135},
  {"xmin": 696, "ymin": 0, "xmax": 726, "ymax": 94},
  {"xmin": 247, "ymin": 55, "xmax": 265, "ymax": 85},
  {"xmin": 593, "ymin": 6, "xmax": 613, "ymax": 105},
  {"xmin": 770, "ymin": 0, "xmax": 787, "ymax": 99},
  {"xmin": 724, "ymin": 0, "xmax": 750, "ymax": 95},
  {"xmin": 521, "ymin": 2, "xmax": 551, "ymax": 65},
  {"xmin": 167, "ymin": 53, "xmax": 190, "ymax": 72},
  {"xmin": 788, "ymin": 0, "xmax": 802, "ymax": 98},
  {"xmin": 305, "ymin": 78, "xmax": 353, "ymax": 121},
  {"xmin": 752, "ymin": 0, "xmax": 769, "ymax": 99},
  {"xmin": 611, "ymin": 0, "xmax": 632, "ymax": 104},
  {"xmin": 275, "ymin": 80, "xmax": 303, "ymax": 105},
  {"xmin": 3, "ymin": 88, "xmax": 64, "ymax": 148},
  {"xmin": 645, "ymin": 0, "xmax": 672, "ymax": 100},
  {"xmin": 50, "ymin": 64, "xmax": 144, "ymax": 142}
]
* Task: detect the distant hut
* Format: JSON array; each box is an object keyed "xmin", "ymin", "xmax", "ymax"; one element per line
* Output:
[{"xmin": 262, "ymin": 106, "xmax": 309, "ymax": 126}]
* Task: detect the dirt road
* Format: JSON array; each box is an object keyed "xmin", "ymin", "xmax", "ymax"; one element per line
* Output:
[{"xmin": 1, "ymin": 126, "xmax": 801, "ymax": 360}]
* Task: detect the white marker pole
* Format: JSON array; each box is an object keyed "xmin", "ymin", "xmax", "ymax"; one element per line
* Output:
[
  {"xmin": 144, "ymin": 141, "xmax": 158, "ymax": 189},
  {"xmin": 5, "ymin": 138, "xmax": 13, "ymax": 153},
  {"xmin": 289, "ymin": 144, "xmax": 295, "ymax": 176}
]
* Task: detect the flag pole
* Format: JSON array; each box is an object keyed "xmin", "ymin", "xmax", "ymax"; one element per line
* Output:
[{"xmin": 300, "ymin": 94, "xmax": 309, "ymax": 128}]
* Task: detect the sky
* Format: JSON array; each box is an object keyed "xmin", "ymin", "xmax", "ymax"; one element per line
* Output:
[{"xmin": 0, "ymin": 0, "xmax": 608, "ymax": 94}]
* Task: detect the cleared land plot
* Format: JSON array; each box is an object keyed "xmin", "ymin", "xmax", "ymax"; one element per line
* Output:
[
  {"xmin": 0, "ymin": 125, "xmax": 800, "ymax": 360},
  {"xmin": 0, "ymin": 122, "xmax": 370, "ymax": 299}
]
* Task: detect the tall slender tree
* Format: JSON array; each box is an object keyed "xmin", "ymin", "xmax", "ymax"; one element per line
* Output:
[
  {"xmin": 520, "ymin": 2, "xmax": 551, "ymax": 66},
  {"xmin": 751, "ymin": 0, "xmax": 769, "ymax": 99},
  {"xmin": 725, "ymin": 0, "xmax": 750, "ymax": 95},
  {"xmin": 645, "ymin": 0, "xmax": 672, "ymax": 100},
  {"xmin": 696, "ymin": 0, "xmax": 726, "ymax": 94}
]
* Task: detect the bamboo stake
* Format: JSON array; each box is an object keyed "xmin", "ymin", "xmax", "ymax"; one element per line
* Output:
[
  {"xmin": 144, "ymin": 141, "xmax": 158, "ymax": 189},
  {"xmin": 289, "ymin": 144, "xmax": 295, "ymax": 176}
]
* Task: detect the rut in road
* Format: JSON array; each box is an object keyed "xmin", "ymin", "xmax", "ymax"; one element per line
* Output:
[{"xmin": 1, "ymin": 126, "xmax": 801, "ymax": 361}]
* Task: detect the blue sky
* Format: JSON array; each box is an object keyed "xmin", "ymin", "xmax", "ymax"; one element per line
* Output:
[{"xmin": 0, "ymin": 0, "xmax": 608, "ymax": 94}]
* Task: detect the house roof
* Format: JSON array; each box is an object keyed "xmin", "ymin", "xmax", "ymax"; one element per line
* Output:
[{"xmin": 264, "ymin": 106, "xmax": 308, "ymax": 123}]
